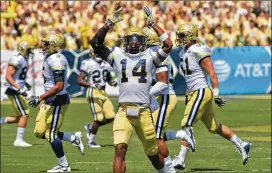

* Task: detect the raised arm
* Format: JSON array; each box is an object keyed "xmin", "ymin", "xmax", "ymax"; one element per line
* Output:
[
  {"xmin": 90, "ymin": 7, "xmax": 123, "ymax": 60},
  {"xmin": 143, "ymin": 6, "xmax": 173, "ymax": 62}
]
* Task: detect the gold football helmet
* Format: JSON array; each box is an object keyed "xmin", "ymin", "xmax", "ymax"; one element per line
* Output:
[
  {"xmin": 142, "ymin": 27, "xmax": 160, "ymax": 47},
  {"xmin": 176, "ymin": 23, "xmax": 198, "ymax": 47},
  {"xmin": 123, "ymin": 26, "xmax": 147, "ymax": 54},
  {"xmin": 41, "ymin": 34, "xmax": 64, "ymax": 54},
  {"xmin": 17, "ymin": 40, "xmax": 34, "ymax": 57}
]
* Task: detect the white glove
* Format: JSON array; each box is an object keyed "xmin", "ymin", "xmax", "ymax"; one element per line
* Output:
[
  {"xmin": 143, "ymin": 5, "xmax": 155, "ymax": 28},
  {"xmin": 150, "ymin": 96, "xmax": 159, "ymax": 113},
  {"xmin": 18, "ymin": 87, "xmax": 27, "ymax": 97},
  {"xmin": 106, "ymin": 7, "xmax": 123, "ymax": 27}
]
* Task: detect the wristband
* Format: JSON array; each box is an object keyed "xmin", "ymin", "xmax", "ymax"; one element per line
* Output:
[
  {"xmin": 213, "ymin": 88, "xmax": 219, "ymax": 97},
  {"xmin": 105, "ymin": 19, "xmax": 113, "ymax": 27},
  {"xmin": 159, "ymin": 33, "xmax": 169, "ymax": 42},
  {"xmin": 158, "ymin": 48, "xmax": 169, "ymax": 58}
]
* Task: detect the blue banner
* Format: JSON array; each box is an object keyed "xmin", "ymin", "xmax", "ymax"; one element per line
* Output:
[{"xmin": 211, "ymin": 47, "xmax": 271, "ymax": 94}]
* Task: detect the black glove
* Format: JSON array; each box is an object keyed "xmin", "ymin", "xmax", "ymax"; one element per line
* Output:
[
  {"xmin": 18, "ymin": 87, "xmax": 28, "ymax": 97},
  {"xmin": 214, "ymin": 96, "xmax": 226, "ymax": 107},
  {"xmin": 29, "ymin": 96, "xmax": 42, "ymax": 108}
]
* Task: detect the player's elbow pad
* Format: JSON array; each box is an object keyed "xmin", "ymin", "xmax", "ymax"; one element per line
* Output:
[{"xmin": 150, "ymin": 81, "xmax": 168, "ymax": 96}]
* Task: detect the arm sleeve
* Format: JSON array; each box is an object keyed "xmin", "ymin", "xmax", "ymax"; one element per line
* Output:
[
  {"xmin": 90, "ymin": 27, "xmax": 112, "ymax": 60},
  {"xmin": 48, "ymin": 55, "xmax": 66, "ymax": 82},
  {"xmin": 196, "ymin": 45, "xmax": 212, "ymax": 64},
  {"xmin": 8, "ymin": 56, "xmax": 21, "ymax": 68}
]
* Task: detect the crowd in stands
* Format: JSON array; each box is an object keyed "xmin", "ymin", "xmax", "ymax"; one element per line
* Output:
[{"xmin": 1, "ymin": 1, "xmax": 271, "ymax": 50}]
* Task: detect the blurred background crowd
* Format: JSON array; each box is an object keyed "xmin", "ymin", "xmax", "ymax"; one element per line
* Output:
[{"xmin": 1, "ymin": 1, "xmax": 271, "ymax": 50}]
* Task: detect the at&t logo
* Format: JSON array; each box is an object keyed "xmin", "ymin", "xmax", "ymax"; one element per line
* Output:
[{"xmin": 214, "ymin": 60, "xmax": 231, "ymax": 82}]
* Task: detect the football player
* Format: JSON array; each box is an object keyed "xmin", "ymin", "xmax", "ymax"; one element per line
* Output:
[
  {"xmin": 165, "ymin": 23, "xmax": 252, "ymax": 170},
  {"xmin": 1, "ymin": 40, "xmax": 33, "ymax": 147},
  {"xmin": 143, "ymin": 27, "xmax": 194, "ymax": 173},
  {"xmin": 77, "ymin": 48, "xmax": 117, "ymax": 148},
  {"xmin": 28, "ymin": 34, "xmax": 84, "ymax": 172},
  {"xmin": 91, "ymin": 6, "xmax": 177, "ymax": 173}
]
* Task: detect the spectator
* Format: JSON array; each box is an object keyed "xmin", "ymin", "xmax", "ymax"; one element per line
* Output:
[{"xmin": 0, "ymin": 1, "xmax": 270, "ymax": 50}]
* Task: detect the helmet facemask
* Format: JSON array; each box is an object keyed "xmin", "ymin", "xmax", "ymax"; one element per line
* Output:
[
  {"xmin": 124, "ymin": 34, "xmax": 146, "ymax": 54},
  {"xmin": 175, "ymin": 32, "xmax": 189, "ymax": 47}
]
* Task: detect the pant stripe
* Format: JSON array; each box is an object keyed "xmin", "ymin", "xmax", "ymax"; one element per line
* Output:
[
  {"xmin": 187, "ymin": 88, "xmax": 205, "ymax": 126},
  {"xmin": 13, "ymin": 95, "xmax": 26, "ymax": 116},
  {"xmin": 50, "ymin": 106, "xmax": 60, "ymax": 142},
  {"xmin": 89, "ymin": 88, "xmax": 97, "ymax": 121},
  {"xmin": 155, "ymin": 94, "xmax": 169, "ymax": 139}
]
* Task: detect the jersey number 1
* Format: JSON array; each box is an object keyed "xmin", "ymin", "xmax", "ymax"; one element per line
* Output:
[
  {"xmin": 120, "ymin": 59, "xmax": 147, "ymax": 83},
  {"xmin": 180, "ymin": 58, "xmax": 192, "ymax": 75}
]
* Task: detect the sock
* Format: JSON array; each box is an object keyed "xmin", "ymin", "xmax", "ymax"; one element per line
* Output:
[
  {"xmin": 157, "ymin": 164, "xmax": 167, "ymax": 173},
  {"xmin": 88, "ymin": 123, "xmax": 92, "ymax": 130},
  {"xmin": 89, "ymin": 134, "xmax": 96, "ymax": 143},
  {"xmin": 58, "ymin": 155, "xmax": 69, "ymax": 167},
  {"xmin": 58, "ymin": 132, "xmax": 75, "ymax": 142},
  {"xmin": 164, "ymin": 156, "xmax": 174, "ymax": 170},
  {"xmin": 51, "ymin": 138, "xmax": 65, "ymax": 158},
  {"xmin": 164, "ymin": 131, "xmax": 178, "ymax": 141},
  {"xmin": 16, "ymin": 127, "xmax": 25, "ymax": 141},
  {"xmin": 178, "ymin": 146, "xmax": 190, "ymax": 162},
  {"xmin": 0, "ymin": 117, "xmax": 8, "ymax": 124},
  {"xmin": 230, "ymin": 135, "xmax": 244, "ymax": 147}
]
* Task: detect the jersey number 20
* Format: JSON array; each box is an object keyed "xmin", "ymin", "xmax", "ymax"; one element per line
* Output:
[{"xmin": 120, "ymin": 59, "xmax": 147, "ymax": 83}]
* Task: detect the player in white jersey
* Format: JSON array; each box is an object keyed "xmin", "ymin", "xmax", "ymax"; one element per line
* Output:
[
  {"xmin": 143, "ymin": 27, "xmax": 194, "ymax": 173},
  {"xmin": 163, "ymin": 23, "xmax": 251, "ymax": 170},
  {"xmin": 90, "ymin": 6, "xmax": 188, "ymax": 173},
  {"xmin": 77, "ymin": 48, "xmax": 117, "ymax": 148},
  {"xmin": 28, "ymin": 34, "xmax": 84, "ymax": 172},
  {"xmin": 1, "ymin": 41, "xmax": 33, "ymax": 147}
]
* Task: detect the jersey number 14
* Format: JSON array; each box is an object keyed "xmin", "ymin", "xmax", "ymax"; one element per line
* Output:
[{"xmin": 120, "ymin": 59, "xmax": 147, "ymax": 83}]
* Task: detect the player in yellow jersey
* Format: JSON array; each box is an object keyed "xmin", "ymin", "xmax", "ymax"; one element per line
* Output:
[
  {"xmin": 77, "ymin": 48, "xmax": 117, "ymax": 148},
  {"xmin": 164, "ymin": 23, "xmax": 252, "ymax": 170},
  {"xmin": 1, "ymin": 41, "xmax": 33, "ymax": 147}
]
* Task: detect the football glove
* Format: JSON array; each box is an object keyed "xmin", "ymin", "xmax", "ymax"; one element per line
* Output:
[
  {"xmin": 29, "ymin": 96, "xmax": 42, "ymax": 108},
  {"xmin": 18, "ymin": 87, "xmax": 28, "ymax": 97},
  {"xmin": 109, "ymin": 80, "xmax": 117, "ymax": 87},
  {"xmin": 106, "ymin": 7, "xmax": 123, "ymax": 27},
  {"xmin": 143, "ymin": 5, "xmax": 155, "ymax": 28},
  {"xmin": 214, "ymin": 96, "xmax": 226, "ymax": 108}
]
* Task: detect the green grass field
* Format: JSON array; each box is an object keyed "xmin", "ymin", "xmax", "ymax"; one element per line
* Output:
[{"xmin": 1, "ymin": 97, "xmax": 271, "ymax": 173}]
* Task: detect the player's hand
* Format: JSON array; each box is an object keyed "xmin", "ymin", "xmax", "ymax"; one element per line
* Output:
[
  {"xmin": 106, "ymin": 7, "xmax": 123, "ymax": 27},
  {"xmin": 18, "ymin": 87, "xmax": 28, "ymax": 97},
  {"xmin": 214, "ymin": 96, "xmax": 226, "ymax": 108},
  {"xmin": 143, "ymin": 5, "xmax": 155, "ymax": 28},
  {"xmin": 29, "ymin": 96, "xmax": 42, "ymax": 108},
  {"xmin": 109, "ymin": 80, "xmax": 117, "ymax": 87}
]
